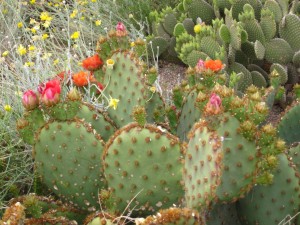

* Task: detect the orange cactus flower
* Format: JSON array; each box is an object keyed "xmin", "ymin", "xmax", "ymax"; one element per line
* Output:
[
  {"xmin": 204, "ymin": 59, "xmax": 223, "ymax": 72},
  {"xmin": 82, "ymin": 54, "xmax": 103, "ymax": 71},
  {"xmin": 72, "ymin": 71, "xmax": 94, "ymax": 86}
]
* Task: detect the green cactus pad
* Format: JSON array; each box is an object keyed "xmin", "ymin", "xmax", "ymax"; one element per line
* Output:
[
  {"xmin": 177, "ymin": 89, "xmax": 202, "ymax": 141},
  {"xmin": 241, "ymin": 41, "xmax": 257, "ymax": 60},
  {"xmin": 148, "ymin": 37, "xmax": 169, "ymax": 57},
  {"xmin": 184, "ymin": 122, "xmax": 222, "ymax": 209},
  {"xmin": 287, "ymin": 144, "xmax": 300, "ymax": 170},
  {"xmin": 278, "ymin": 102, "xmax": 300, "ymax": 145},
  {"xmin": 237, "ymin": 153, "xmax": 300, "ymax": 225},
  {"xmin": 231, "ymin": 0, "xmax": 262, "ymax": 20},
  {"xmin": 264, "ymin": 0, "xmax": 283, "ymax": 23},
  {"xmin": 287, "ymin": 63, "xmax": 299, "ymax": 85},
  {"xmin": 229, "ymin": 62, "xmax": 253, "ymax": 93},
  {"xmin": 293, "ymin": 50, "xmax": 300, "ymax": 68},
  {"xmin": 183, "ymin": 18, "xmax": 195, "ymax": 35},
  {"xmin": 260, "ymin": 8, "xmax": 277, "ymax": 41},
  {"xmin": 254, "ymin": 40, "xmax": 265, "ymax": 60},
  {"xmin": 103, "ymin": 51, "xmax": 147, "ymax": 128},
  {"xmin": 270, "ymin": 63, "xmax": 288, "ymax": 85},
  {"xmin": 185, "ymin": 0, "xmax": 216, "ymax": 24},
  {"xmin": 251, "ymin": 71, "xmax": 267, "ymax": 88},
  {"xmin": 200, "ymin": 37, "xmax": 221, "ymax": 59},
  {"xmin": 76, "ymin": 103, "xmax": 116, "ymax": 141},
  {"xmin": 186, "ymin": 50, "xmax": 209, "ymax": 67},
  {"xmin": 140, "ymin": 207, "xmax": 203, "ymax": 225},
  {"xmin": 34, "ymin": 120, "xmax": 106, "ymax": 210},
  {"xmin": 184, "ymin": 114, "xmax": 258, "ymax": 209},
  {"xmin": 163, "ymin": 13, "xmax": 178, "ymax": 36},
  {"xmin": 103, "ymin": 123, "xmax": 184, "ymax": 216},
  {"xmin": 247, "ymin": 63, "xmax": 269, "ymax": 82},
  {"xmin": 173, "ymin": 23, "xmax": 186, "ymax": 37},
  {"xmin": 17, "ymin": 109, "xmax": 45, "ymax": 145},
  {"xmin": 264, "ymin": 38, "xmax": 293, "ymax": 64},
  {"xmin": 145, "ymin": 91, "xmax": 166, "ymax": 124},
  {"xmin": 219, "ymin": 24, "xmax": 231, "ymax": 44},
  {"xmin": 279, "ymin": 14, "xmax": 300, "ymax": 51},
  {"xmin": 206, "ymin": 203, "xmax": 242, "ymax": 225}
]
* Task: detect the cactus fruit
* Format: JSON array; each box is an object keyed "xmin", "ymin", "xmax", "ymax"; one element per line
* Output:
[
  {"xmin": 237, "ymin": 153, "xmax": 300, "ymax": 225},
  {"xmin": 34, "ymin": 120, "xmax": 106, "ymax": 210},
  {"xmin": 103, "ymin": 123, "xmax": 184, "ymax": 216}
]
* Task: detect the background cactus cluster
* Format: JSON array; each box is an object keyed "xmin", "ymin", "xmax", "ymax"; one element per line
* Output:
[
  {"xmin": 2, "ymin": 4, "xmax": 300, "ymax": 225},
  {"xmin": 148, "ymin": 0, "xmax": 300, "ymax": 100}
]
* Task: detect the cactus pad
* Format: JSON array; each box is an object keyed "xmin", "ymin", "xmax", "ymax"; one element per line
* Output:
[
  {"xmin": 103, "ymin": 123, "xmax": 184, "ymax": 216},
  {"xmin": 34, "ymin": 120, "xmax": 106, "ymax": 210}
]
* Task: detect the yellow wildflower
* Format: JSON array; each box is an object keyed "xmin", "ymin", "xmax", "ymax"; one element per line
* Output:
[
  {"xmin": 43, "ymin": 20, "xmax": 51, "ymax": 28},
  {"xmin": 4, "ymin": 105, "xmax": 12, "ymax": 112},
  {"xmin": 42, "ymin": 33, "xmax": 49, "ymax": 40},
  {"xmin": 17, "ymin": 45, "xmax": 27, "ymax": 56},
  {"xmin": 31, "ymin": 28, "xmax": 37, "ymax": 34},
  {"xmin": 28, "ymin": 45, "xmax": 35, "ymax": 51},
  {"xmin": 24, "ymin": 61, "xmax": 34, "ymax": 67},
  {"xmin": 30, "ymin": 18, "xmax": 37, "ymax": 24},
  {"xmin": 80, "ymin": 16, "xmax": 85, "ymax": 20},
  {"xmin": 108, "ymin": 96, "xmax": 119, "ymax": 110},
  {"xmin": 30, "ymin": 0, "xmax": 36, "ymax": 4},
  {"xmin": 150, "ymin": 86, "xmax": 156, "ymax": 93},
  {"xmin": 95, "ymin": 20, "xmax": 101, "ymax": 26},
  {"xmin": 53, "ymin": 58, "xmax": 59, "ymax": 65},
  {"xmin": 17, "ymin": 22, "xmax": 23, "ymax": 28},
  {"xmin": 71, "ymin": 31, "xmax": 80, "ymax": 39},
  {"xmin": 2, "ymin": 51, "xmax": 9, "ymax": 57},
  {"xmin": 91, "ymin": 0, "xmax": 96, "ymax": 2},
  {"xmin": 70, "ymin": 9, "xmax": 78, "ymax": 18},
  {"xmin": 40, "ymin": 12, "xmax": 52, "ymax": 21},
  {"xmin": 130, "ymin": 42, "xmax": 135, "ymax": 47}
]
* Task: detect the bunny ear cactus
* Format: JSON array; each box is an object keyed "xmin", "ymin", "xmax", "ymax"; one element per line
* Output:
[{"xmin": 103, "ymin": 123, "xmax": 185, "ymax": 216}]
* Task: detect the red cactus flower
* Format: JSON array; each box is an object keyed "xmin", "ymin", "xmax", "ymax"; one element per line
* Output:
[
  {"xmin": 22, "ymin": 90, "xmax": 39, "ymax": 110},
  {"xmin": 204, "ymin": 59, "xmax": 223, "ymax": 72},
  {"xmin": 96, "ymin": 82, "xmax": 104, "ymax": 94},
  {"xmin": 72, "ymin": 71, "xmax": 94, "ymax": 87},
  {"xmin": 41, "ymin": 79, "xmax": 61, "ymax": 106},
  {"xmin": 82, "ymin": 54, "xmax": 103, "ymax": 71}
]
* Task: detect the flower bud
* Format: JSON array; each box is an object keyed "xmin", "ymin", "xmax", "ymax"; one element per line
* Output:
[{"xmin": 22, "ymin": 90, "xmax": 39, "ymax": 110}]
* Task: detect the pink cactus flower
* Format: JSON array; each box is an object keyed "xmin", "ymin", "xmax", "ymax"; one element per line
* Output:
[
  {"xmin": 41, "ymin": 79, "xmax": 61, "ymax": 106},
  {"xmin": 196, "ymin": 59, "xmax": 205, "ymax": 73},
  {"xmin": 116, "ymin": 22, "xmax": 126, "ymax": 32},
  {"xmin": 209, "ymin": 93, "xmax": 222, "ymax": 108},
  {"xmin": 22, "ymin": 90, "xmax": 39, "ymax": 110},
  {"xmin": 116, "ymin": 22, "xmax": 127, "ymax": 37},
  {"xmin": 205, "ymin": 93, "xmax": 222, "ymax": 115}
]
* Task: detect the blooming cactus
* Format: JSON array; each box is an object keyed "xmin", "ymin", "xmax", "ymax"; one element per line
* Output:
[
  {"xmin": 41, "ymin": 79, "xmax": 61, "ymax": 106},
  {"xmin": 82, "ymin": 54, "xmax": 103, "ymax": 71}
]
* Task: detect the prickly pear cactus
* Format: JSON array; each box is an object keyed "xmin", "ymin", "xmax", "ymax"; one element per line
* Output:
[
  {"xmin": 103, "ymin": 51, "xmax": 147, "ymax": 128},
  {"xmin": 237, "ymin": 153, "xmax": 300, "ymax": 225},
  {"xmin": 278, "ymin": 101, "xmax": 300, "ymax": 145},
  {"xmin": 34, "ymin": 120, "xmax": 106, "ymax": 210},
  {"xmin": 184, "ymin": 114, "xmax": 258, "ymax": 209},
  {"xmin": 103, "ymin": 123, "xmax": 185, "ymax": 216}
]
